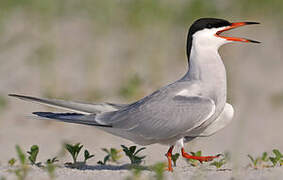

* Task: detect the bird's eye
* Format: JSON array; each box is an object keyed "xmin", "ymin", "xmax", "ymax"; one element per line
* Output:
[{"xmin": 207, "ymin": 24, "xmax": 212, "ymax": 28}]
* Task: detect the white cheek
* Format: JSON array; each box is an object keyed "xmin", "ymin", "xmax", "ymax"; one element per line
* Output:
[{"xmin": 193, "ymin": 28, "xmax": 228, "ymax": 48}]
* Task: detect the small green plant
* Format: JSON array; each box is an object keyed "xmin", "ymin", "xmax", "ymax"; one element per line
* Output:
[
  {"xmin": 121, "ymin": 145, "xmax": 146, "ymax": 165},
  {"xmin": 16, "ymin": 145, "xmax": 26, "ymax": 165},
  {"xmin": 27, "ymin": 145, "xmax": 41, "ymax": 166},
  {"xmin": 210, "ymin": 152, "xmax": 229, "ymax": 169},
  {"xmin": 248, "ymin": 152, "xmax": 269, "ymax": 169},
  {"xmin": 210, "ymin": 158, "xmax": 226, "ymax": 169},
  {"xmin": 187, "ymin": 151, "xmax": 202, "ymax": 167},
  {"xmin": 125, "ymin": 166, "xmax": 143, "ymax": 180},
  {"xmin": 46, "ymin": 157, "xmax": 59, "ymax": 164},
  {"xmin": 44, "ymin": 160, "xmax": 57, "ymax": 180},
  {"xmin": 44, "ymin": 157, "xmax": 59, "ymax": 179},
  {"xmin": 97, "ymin": 155, "xmax": 110, "ymax": 165},
  {"xmin": 98, "ymin": 148, "xmax": 122, "ymax": 165},
  {"xmin": 248, "ymin": 154, "xmax": 260, "ymax": 169},
  {"xmin": 8, "ymin": 145, "xmax": 29, "ymax": 180},
  {"xmin": 269, "ymin": 149, "xmax": 283, "ymax": 167},
  {"xmin": 150, "ymin": 162, "xmax": 166, "ymax": 180},
  {"xmin": 65, "ymin": 143, "xmax": 83, "ymax": 164},
  {"xmin": 84, "ymin": 150, "xmax": 95, "ymax": 163},
  {"xmin": 171, "ymin": 153, "xmax": 180, "ymax": 167},
  {"xmin": 8, "ymin": 158, "xmax": 16, "ymax": 166}
]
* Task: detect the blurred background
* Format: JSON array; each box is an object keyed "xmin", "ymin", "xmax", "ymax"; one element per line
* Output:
[{"xmin": 0, "ymin": 0, "xmax": 283, "ymax": 168}]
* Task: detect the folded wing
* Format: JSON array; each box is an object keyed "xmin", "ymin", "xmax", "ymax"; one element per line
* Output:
[{"xmin": 97, "ymin": 95, "xmax": 216, "ymax": 141}]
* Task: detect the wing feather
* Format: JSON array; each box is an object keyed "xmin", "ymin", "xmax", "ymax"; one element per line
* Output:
[
  {"xmin": 97, "ymin": 94, "xmax": 215, "ymax": 141},
  {"xmin": 9, "ymin": 94, "xmax": 126, "ymax": 114}
]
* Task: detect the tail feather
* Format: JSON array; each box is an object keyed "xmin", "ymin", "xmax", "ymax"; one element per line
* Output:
[
  {"xmin": 33, "ymin": 112, "xmax": 112, "ymax": 127},
  {"xmin": 9, "ymin": 94, "xmax": 126, "ymax": 114}
]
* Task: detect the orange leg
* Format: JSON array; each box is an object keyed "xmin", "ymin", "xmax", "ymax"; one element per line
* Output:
[
  {"xmin": 181, "ymin": 148, "xmax": 220, "ymax": 163},
  {"xmin": 166, "ymin": 146, "xmax": 174, "ymax": 172}
]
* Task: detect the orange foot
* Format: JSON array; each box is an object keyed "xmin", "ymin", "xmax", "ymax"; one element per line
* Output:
[
  {"xmin": 166, "ymin": 146, "xmax": 174, "ymax": 172},
  {"xmin": 181, "ymin": 148, "xmax": 221, "ymax": 163}
]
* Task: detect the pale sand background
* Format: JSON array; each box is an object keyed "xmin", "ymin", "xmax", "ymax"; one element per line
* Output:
[{"xmin": 0, "ymin": 1, "xmax": 283, "ymax": 179}]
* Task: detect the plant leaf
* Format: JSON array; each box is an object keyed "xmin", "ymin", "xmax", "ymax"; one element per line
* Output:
[
  {"xmin": 261, "ymin": 152, "xmax": 268, "ymax": 162},
  {"xmin": 171, "ymin": 153, "xmax": 180, "ymax": 167},
  {"xmin": 273, "ymin": 149, "xmax": 283, "ymax": 158},
  {"xmin": 84, "ymin": 150, "xmax": 94, "ymax": 161},
  {"xmin": 248, "ymin": 155, "xmax": 255, "ymax": 163},
  {"xmin": 134, "ymin": 147, "xmax": 146, "ymax": 156},
  {"xmin": 8, "ymin": 158, "xmax": 16, "ymax": 166},
  {"xmin": 27, "ymin": 145, "xmax": 39, "ymax": 165},
  {"xmin": 16, "ymin": 145, "xmax": 26, "ymax": 165},
  {"xmin": 129, "ymin": 146, "xmax": 137, "ymax": 154},
  {"xmin": 196, "ymin": 151, "xmax": 202, "ymax": 157},
  {"xmin": 269, "ymin": 157, "xmax": 277, "ymax": 166}
]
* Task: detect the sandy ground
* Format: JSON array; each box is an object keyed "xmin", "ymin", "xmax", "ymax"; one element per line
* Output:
[{"xmin": 1, "ymin": 159, "xmax": 283, "ymax": 180}]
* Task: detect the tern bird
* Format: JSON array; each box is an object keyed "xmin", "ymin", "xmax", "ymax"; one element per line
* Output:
[{"xmin": 10, "ymin": 18, "xmax": 259, "ymax": 171}]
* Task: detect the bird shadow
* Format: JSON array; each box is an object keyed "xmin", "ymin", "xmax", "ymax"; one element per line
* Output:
[{"xmin": 64, "ymin": 162, "xmax": 150, "ymax": 171}]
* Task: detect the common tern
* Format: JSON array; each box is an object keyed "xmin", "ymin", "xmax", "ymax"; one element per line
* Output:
[{"xmin": 9, "ymin": 18, "xmax": 260, "ymax": 171}]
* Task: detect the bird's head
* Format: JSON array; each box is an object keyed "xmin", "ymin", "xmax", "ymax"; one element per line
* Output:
[{"xmin": 187, "ymin": 18, "xmax": 260, "ymax": 51}]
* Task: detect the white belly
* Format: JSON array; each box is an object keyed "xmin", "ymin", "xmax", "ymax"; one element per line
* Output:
[{"xmin": 198, "ymin": 103, "xmax": 234, "ymax": 137}]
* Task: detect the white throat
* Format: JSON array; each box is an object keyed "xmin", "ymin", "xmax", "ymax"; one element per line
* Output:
[{"xmin": 183, "ymin": 27, "xmax": 229, "ymax": 81}]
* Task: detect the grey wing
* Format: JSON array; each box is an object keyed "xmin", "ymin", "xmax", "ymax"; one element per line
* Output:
[{"xmin": 97, "ymin": 95, "xmax": 216, "ymax": 141}]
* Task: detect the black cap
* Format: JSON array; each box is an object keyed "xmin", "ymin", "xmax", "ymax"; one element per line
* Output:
[{"xmin": 188, "ymin": 18, "xmax": 231, "ymax": 36}]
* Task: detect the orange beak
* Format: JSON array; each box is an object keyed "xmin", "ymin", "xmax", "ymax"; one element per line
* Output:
[{"xmin": 215, "ymin": 22, "xmax": 260, "ymax": 43}]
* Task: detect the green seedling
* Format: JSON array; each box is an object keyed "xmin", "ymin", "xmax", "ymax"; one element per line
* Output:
[
  {"xmin": 84, "ymin": 150, "xmax": 95, "ymax": 163},
  {"xmin": 65, "ymin": 143, "xmax": 83, "ymax": 164},
  {"xmin": 210, "ymin": 158, "xmax": 226, "ymax": 169},
  {"xmin": 125, "ymin": 166, "xmax": 143, "ymax": 180},
  {"xmin": 8, "ymin": 158, "xmax": 16, "ymax": 166},
  {"xmin": 248, "ymin": 155, "xmax": 260, "ymax": 169},
  {"xmin": 46, "ymin": 157, "xmax": 59, "ymax": 164},
  {"xmin": 269, "ymin": 149, "xmax": 283, "ymax": 167},
  {"xmin": 261, "ymin": 152, "xmax": 269, "ymax": 162},
  {"xmin": 45, "ymin": 160, "xmax": 57, "ymax": 180},
  {"xmin": 187, "ymin": 151, "xmax": 202, "ymax": 167},
  {"xmin": 98, "ymin": 148, "xmax": 122, "ymax": 165},
  {"xmin": 16, "ymin": 145, "xmax": 26, "ymax": 165},
  {"xmin": 97, "ymin": 155, "xmax": 110, "ymax": 165},
  {"xmin": 171, "ymin": 153, "xmax": 180, "ymax": 167},
  {"xmin": 27, "ymin": 145, "xmax": 41, "ymax": 166},
  {"xmin": 8, "ymin": 145, "xmax": 29, "ymax": 180},
  {"xmin": 248, "ymin": 152, "xmax": 269, "ymax": 169},
  {"xmin": 121, "ymin": 145, "xmax": 146, "ymax": 165},
  {"xmin": 150, "ymin": 162, "xmax": 166, "ymax": 180},
  {"xmin": 44, "ymin": 157, "xmax": 59, "ymax": 179},
  {"xmin": 210, "ymin": 152, "xmax": 229, "ymax": 169}
]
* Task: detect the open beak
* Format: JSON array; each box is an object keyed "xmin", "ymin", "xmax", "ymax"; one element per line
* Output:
[{"xmin": 215, "ymin": 22, "xmax": 260, "ymax": 43}]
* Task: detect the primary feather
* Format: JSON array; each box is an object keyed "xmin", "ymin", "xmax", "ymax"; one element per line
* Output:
[
  {"xmin": 33, "ymin": 112, "xmax": 112, "ymax": 127},
  {"xmin": 9, "ymin": 94, "xmax": 126, "ymax": 114}
]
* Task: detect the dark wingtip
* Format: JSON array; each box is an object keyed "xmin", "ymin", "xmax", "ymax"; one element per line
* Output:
[
  {"xmin": 248, "ymin": 39, "xmax": 261, "ymax": 43},
  {"xmin": 33, "ymin": 112, "xmax": 55, "ymax": 118},
  {"xmin": 8, "ymin": 94, "xmax": 17, "ymax": 97},
  {"xmin": 245, "ymin": 22, "xmax": 260, "ymax": 25},
  {"xmin": 8, "ymin": 94, "xmax": 26, "ymax": 98},
  {"xmin": 8, "ymin": 94, "xmax": 29, "ymax": 99}
]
